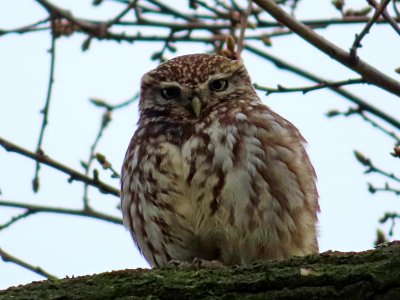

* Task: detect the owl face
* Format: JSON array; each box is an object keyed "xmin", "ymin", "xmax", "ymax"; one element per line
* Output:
[{"xmin": 139, "ymin": 54, "xmax": 256, "ymax": 122}]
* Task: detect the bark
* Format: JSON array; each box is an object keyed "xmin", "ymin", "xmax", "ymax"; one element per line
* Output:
[{"xmin": 1, "ymin": 241, "xmax": 400, "ymax": 300}]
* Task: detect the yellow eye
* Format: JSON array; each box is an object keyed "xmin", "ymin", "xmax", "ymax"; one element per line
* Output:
[
  {"xmin": 161, "ymin": 87, "xmax": 181, "ymax": 100},
  {"xmin": 209, "ymin": 79, "xmax": 228, "ymax": 92}
]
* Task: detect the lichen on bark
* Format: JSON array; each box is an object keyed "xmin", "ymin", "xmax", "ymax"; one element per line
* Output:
[{"xmin": 1, "ymin": 241, "xmax": 400, "ymax": 299}]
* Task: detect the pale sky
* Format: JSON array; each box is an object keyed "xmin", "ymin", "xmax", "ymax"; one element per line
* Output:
[{"xmin": 1, "ymin": 0, "xmax": 400, "ymax": 289}]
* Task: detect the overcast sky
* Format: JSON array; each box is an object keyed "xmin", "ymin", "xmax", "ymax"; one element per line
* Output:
[{"xmin": 1, "ymin": 0, "xmax": 400, "ymax": 289}]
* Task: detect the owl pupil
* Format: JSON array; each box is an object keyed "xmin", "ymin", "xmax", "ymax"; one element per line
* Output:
[
  {"xmin": 161, "ymin": 87, "xmax": 181, "ymax": 100},
  {"xmin": 209, "ymin": 79, "xmax": 228, "ymax": 92}
]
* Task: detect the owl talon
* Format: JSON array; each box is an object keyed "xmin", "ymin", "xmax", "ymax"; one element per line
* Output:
[
  {"xmin": 192, "ymin": 258, "xmax": 224, "ymax": 268},
  {"xmin": 164, "ymin": 260, "xmax": 192, "ymax": 268},
  {"xmin": 164, "ymin": 258, "xmax": 224, "ymax": 269}
]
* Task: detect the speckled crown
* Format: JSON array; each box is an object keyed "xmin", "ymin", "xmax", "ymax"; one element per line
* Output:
[{"xmin": 145, "ymin": 54, "xmax": 243, "ymax": 86}]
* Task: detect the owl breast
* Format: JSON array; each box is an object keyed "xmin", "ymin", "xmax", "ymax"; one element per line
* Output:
[{"xmin": 121, "ymin": 99, "xmax": 318, "ymax": 267}]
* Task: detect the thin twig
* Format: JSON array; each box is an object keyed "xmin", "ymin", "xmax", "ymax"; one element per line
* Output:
[
  {"xmin": 0, "ymin": 247, "xmax": 58, "ymax": 280},
  {"xmin": 236, "ymin": 0, "xmax": 253, "ymax": 54},
  {"xmin": 328, "ymin": 108, "xmax": 400, "ymax": 143},
  {"xmin": 252, "ymin": 0, "xmax": 400, "ymax": 97},
  {"xmin": 32, "ymin": 30, "xmax": 57, "ymax": 193},
  {"xmin": 89, "ymin": 93, "xmax": 139, "ymax": 110},
  {"xmin": 379, "ymin": 212, "xmax": 400, "ymax": 236},
  {"xmin": 0, "ymin": 136, "xmax": 120, "ymax": 197},
  {"xmin": 105, "ymin": 0, "xmax": 136, "ymax": 28},
  {"xmin": 358, "ymin": 111, "xmax": 400, "ymax": 143},
  {"xmin": 369, "ymin": 183, "xmax": 400, "ymax": 196},
  {"xmin": 354, "ymin": 150, "xmax": 400, "ymax": 183},
  {"xmin": 0, "ymin": 18, "xmax": 50, "ymax": 36},
  {"xmin": 82, "ymin": 110, "xmax": 112, "ymax": 209},
  {"xmin": 254, "ymin": 78, "xmax": 367, "ymax": 95},
  {"xmin": 146, "ymin": 0, "xmax": 196, "ymax": 21},
  {"xmin": 194, "ymin": 0, "xmax": 229, "ymax": 18},
  {"xmin": 350, "ymin": 0, "xmax": 391, "ymax": 59},
  {"xmin": 0, "ymin": 210, "xmax": 34, "ymax": 231},
  {"xmin": 0, "ymin": 200, "xmax": 122, "ymax": 225}
]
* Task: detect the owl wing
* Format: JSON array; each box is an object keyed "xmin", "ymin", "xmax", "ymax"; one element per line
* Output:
[{"xmin": 206, "ymin": 101, "xmax": 319, "ymax": 259}]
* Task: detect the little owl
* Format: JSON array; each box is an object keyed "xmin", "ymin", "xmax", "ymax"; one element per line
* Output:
[{"xmin": 121, "ymin": 53, "xmax": 319, "ymax": 267}]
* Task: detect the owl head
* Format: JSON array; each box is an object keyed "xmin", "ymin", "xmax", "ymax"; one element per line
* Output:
[{"xmin": 139, "ymin": 54, "xmax": 257, "ymax": 123}]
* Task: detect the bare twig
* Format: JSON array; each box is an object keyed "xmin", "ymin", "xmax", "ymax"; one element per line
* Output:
[
  {"xmin": 0, "ymin": 18, "xmax": 50, "ymax": 36},
  {"xmin": 369, "ymin": 183, "xmax": 400, "ymax": 196},
  {"xmin": 252, "ymin": 0, "xmax": 400, "ymax": 97},
  {"xmin": 358, "ymin": 111, "xmax": 400, "ymax": 143},
  {"xmin": 379, "ymin": 212, "xmax": 400, "ymax": 236},
  {"xmin": 354, "ymin": 150, "xmax": 400, "ymax": 183},
  {"xmin": 0, "ymin": 247, "xmax": 58, "ymax": 280},
  {"xmin": 146, "ymin": 0, "xmax": 196, "ymax": 21},
  {"xmin": 254, "ymin": 78, "xmax": 367, "ymax": 95},
  {"xmin": 32, "ymin": 30, "xmax": 57, "ymax": 193},
  {"xmin": 0, "ymin": 200, "xmax": 122, "ymax": 225},
  {"xmin": 89, "ymin": 93, "xmax": 139, "ymax": 110},
  {"xmin": 236, "ymin": 0, "xmax": 253, "ymax": 54},
  {"xmin": 327, "ymin": 108, "xmax": 400, "ymax": 143},
  {"xmin": 0, "ymin": 136, "xmax": 120, "ymax": 197},
  {"xmin": 193, "ymin": 0, "xmax": 229, "ymax": 18},
  {"xmin": 0, "ymin": 211, "xmax": 34, "ymax": 231},
  {"xmin": 350, "ymin": 0, "xmax": 391, "ymax": 59},
  {"xmin": 105, "ymin": 0, "xmax": 136, "ymax": 28},
  {"xmin": 82, "ymin": 110, "xmax": 112, "ymax": 209}
]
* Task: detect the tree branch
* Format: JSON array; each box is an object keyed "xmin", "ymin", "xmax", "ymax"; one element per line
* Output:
[
  {"xmin": 82, "ymin": 110, "xmax": 112, "ymax": 209},
  {"xmin": 0, "ymin": 137, "xmax": 120, "ymax": 197},
  {"xmin": 2, "ymin": 242, "xmax": 400, "ymax": 298},
  {"xmin": 0, "ymin": 18, "xmax": 50, "ymax": 36},
  {"xmin": 369, "ymin": 0, "xmax": 400, "ymax": 36},
  {"xmin": 369, "ymin": 182, "xmax": 400, "ymax": 196},
  {"xmin": 245, "ymin": 44, "xmax": 400, "ymax": 131},
  {"xmin": 380, "ymin": 213, "xmax": 400, "ymax": 236},
  {"xmin": 354, "ymin": 150, "xmax": 400, "ymax": 183},
  {"xmin": 252, "ymin": 0, "xmax": 400, "ymax": 97},
  {"xmin": 0, "ymin": 210, "xmax": 34, "ymax": 231},
  {"xmin": 0, "ymin": 200, "xmax": 122, "ymax": 225},
  {"xmin": 254, "ymin": 78, "xmax": 368, "ymax": 95},
  {"xmin": 350, "ymin": 0, "xmax": 391, "ymax": 58},
  {"xmin": 0, "ymin": 247, "xmax": 58, "ymax": 281},
  {"xmin": 32, "ymin": 29, "xmax": 57, "ymax": 193}
]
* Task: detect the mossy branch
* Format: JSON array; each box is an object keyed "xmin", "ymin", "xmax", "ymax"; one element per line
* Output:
[{"xmin": 2, "ymin": 241, "xmax": 400, "ymax": 299}]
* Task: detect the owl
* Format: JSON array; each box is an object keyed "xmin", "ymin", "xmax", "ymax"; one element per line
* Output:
[{"xmin": 121, "ymin": 53, "xmax": 319, "ymax": 267}]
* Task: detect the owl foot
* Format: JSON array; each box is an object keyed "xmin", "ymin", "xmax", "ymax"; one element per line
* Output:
[
  {"xmin": 164, "ymin": 258, "xmax": 224, "ymax": 269},
  {"xmin": 164, "ymin": 260, "xmax": 193, "ymax": 268},
  {"xmin": 191, "ymin": 257, "xmax": 224, "ymax": 268}
]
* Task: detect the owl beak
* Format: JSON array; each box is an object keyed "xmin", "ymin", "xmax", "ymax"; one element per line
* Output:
[{"xmin": 191, "ymin": 96, "xmax": 201, "ymax": 118}]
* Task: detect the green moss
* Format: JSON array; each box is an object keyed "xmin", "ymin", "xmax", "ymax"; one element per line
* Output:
[{"xmin": 1, "ymin": 242, "xmax": 400, "ymax": 300}]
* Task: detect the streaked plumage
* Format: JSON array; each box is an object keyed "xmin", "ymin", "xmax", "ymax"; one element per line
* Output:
[{"xmin": 121, "ymin": 53, "xmax": 319, "ymax": 267}]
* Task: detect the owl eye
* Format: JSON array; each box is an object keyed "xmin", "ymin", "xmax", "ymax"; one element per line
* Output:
[
  {"xmin": 161, "ymin": 87, "xmax": 181, "ymax": 100},
  {"xmin": 209, "ymin": 79, "xmax": 228, "ymax": 92}
]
